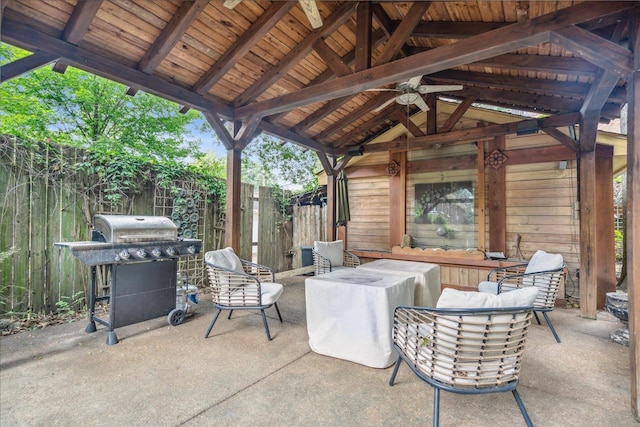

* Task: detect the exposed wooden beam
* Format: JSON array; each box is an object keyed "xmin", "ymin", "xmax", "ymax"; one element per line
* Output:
[
  {"xmin": 376, "ymin": 1, "xmax": 431, "ymax": 65},
  {"xmin": 439, "ymin": 97, "xmax": 475, "ymax": 133},
  {"xmin": 316, "ymin": 92, "xmax": 397, "ymax": 141},
  {"xmin": 1, "ymin": 17, "xmax": 234, "ymax": 119},
  {"xmin": 551, "ymin": 26, "xmax": 633, "ymax": 78},
  {"xmin": 451, "ymin": 85, "xmax": 583, "ymax": 113},
  {"xmin": 1, "ymin": 51, "xmax": 58, "ymax": 82},
  {"xmin": 193, "ymin": 1, "xmax": 295, "ymax": 95},
  {"xmin": 580, "ymin": 70, "xmax": 621, "ymax": 151},
  {"xmin": 258, "ymin": 120, "xmax": 330, "ymax": 154},
  {"xmin": 236, "ymin": 2, "xmax": 631, "ymax": 119},
  {"xmin": 312, "ymin": 38, "xmax": 352, "ymax": 77},
  {"xmin": 138, "ymin": 0, "xmax": 208, "ymax": 74},
  {"xmin": 355, "ymin": 1, "xmax": 372, "ymax": 71},
  {"xmin": 203, "ymin": 111, "xmax": 234, "ymax": 150},
  {"xmin": 543, "ymin": 127, "xmax": 580, "ymax": 152},
  {"xmin": 468, "ymin": 53, "xmax": 600, "ymax": 77},
  {"xmin": 410, "ymin": 21, "xmax": 508, "ymax": 39},
  {"xmin": 359, "ymin": 113, "xmax": 579, "ymax": 154},
  {"xmin": 392, "ymin": 110, "xmax": 424, "ymax": 137},
  {"xmin": 335, "ymin": 104, "xmax": 402, "ymax": 147},
  {"xmin": 232, "ymin": 1, "xmax": 357, "ymax": 107},
  {"xmin": 51, "ymin": 0, "xmax": 102, "ymax": 73}
]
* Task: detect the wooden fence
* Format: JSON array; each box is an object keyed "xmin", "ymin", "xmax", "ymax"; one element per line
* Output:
[{"xmin": 0, "ymin": 137, "xmax": 270, "ymax": 315}]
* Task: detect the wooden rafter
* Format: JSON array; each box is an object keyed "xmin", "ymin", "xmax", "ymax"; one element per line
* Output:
[
  {"xmin": 236, "ymin": 2, "xmax": 631, "ymax": 120},
  {"xmin": 51, "ymin": 0, "xmax": 102, "ymax": 73},
  {"xmin": 439, "ymin": 97, "xmax": 475, "ymax": 133},
  {"xmin": 354, "ymin": 1, "xmax": 372, "ymax": 71},
  {"xmin": 1, "ymin": 51, "xmax": 58, "ymax": 82},
  {"xmin": 375, "ymin": 1, "xmax": 431, "ymax": 65}
]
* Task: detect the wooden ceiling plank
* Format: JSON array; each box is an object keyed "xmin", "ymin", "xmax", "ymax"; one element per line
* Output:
[
  {"xmin": 551, "ymin": 26, "xmax": 633, "ymax": 78},
  {"xmin": 312, "ymin": 38, "xmax": 352, "ymax": 77},
  {"xmin": 232, "ymin": 1, "xmax": 358, "ymax": 107},
  {"xmin": 138, "ymin": 0, "xmax": 209, "ymax": 74},
  {"xmin": 359, "ymin": 113, "xmax": 579, "ymax": 155},
  {"xmin": 376, "ymin": 1, "xmax": 431, "ymax": 65},
  {"xmin": 411, "ymin": 21, "xmax": 508, "ymax": 39},
  {"xmin": 292, "ymin": 95, "xmax": 350, "ymax": 134},
  {"xmin": 1, "ymin": 51, "xmax": 59, "ymax": 82},
  {"xmin": 193, "ymin": 1, "xmax": 295, "ymax": 95},
  {"xmin": 354, "ymin": 1, "xmax": 372, "ymax": 71},
  {"xmin": 51, "ymin": 0, "xmax": 103, "ymax": 73},
  {"xmin": 237, "ymin": 2, "xmax": 632, "ymax": 120},
  {"xmin": 1, "ymin": 17, "xmax": 234, "ymax": 119},
  {"xmin": 439, "ymin": 96, "xmax": 475, "ymax": 133}
]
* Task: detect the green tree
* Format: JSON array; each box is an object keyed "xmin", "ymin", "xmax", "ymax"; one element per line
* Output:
[{"xmin": 0, "ymin": 43, "xmax": 203, "ymax": 161}]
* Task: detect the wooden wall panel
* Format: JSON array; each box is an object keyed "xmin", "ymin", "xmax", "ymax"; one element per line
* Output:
[{"xmin": 347, "ymin": 175, "xmax": 390, "ymax": 250}]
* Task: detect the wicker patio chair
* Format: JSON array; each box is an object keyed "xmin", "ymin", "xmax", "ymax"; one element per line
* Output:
[
  {"xmin": 478, "ymin": 250, "xmax": 566, "ymax": 343},
  {"xmin": 204, "ymin": 248, "xmax": 283, "ymax": 341},
  {"xmin": 389, "ymin": 305, "xmax": 534, "ymax": 427},
  {"xmin": 312, "ymin": 240, "xmax": 360, "ymax": 275}
]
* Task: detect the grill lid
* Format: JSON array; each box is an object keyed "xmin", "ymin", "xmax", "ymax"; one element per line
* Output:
[{"xmin": 94, "ymin": 215, "xmax": 178, "ymax": 243}]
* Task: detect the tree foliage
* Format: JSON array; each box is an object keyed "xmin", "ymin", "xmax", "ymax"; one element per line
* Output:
[{"xmin": 0, "ymin": 43, "xmax": 202, "ymax": 161}]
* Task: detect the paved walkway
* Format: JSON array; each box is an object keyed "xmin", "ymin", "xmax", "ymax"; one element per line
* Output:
[{"xmin": 0, "ymin": 276, "xmax": 636, "ymax": 426}]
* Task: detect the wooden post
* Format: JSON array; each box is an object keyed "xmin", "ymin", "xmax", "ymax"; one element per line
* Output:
[
  {"xmin": 476, "ymin": 141, "xmax": 486, "ymax": 252},
  {"xmin": 326, "ymin": 173, "xmax": 337, "ymax": 241},
  {"xmin": 627, "ymin": 5, "xmax": 640, "ymax": 419},
  {"xmin": 225, "ymin": 148, "xmax": 242, "ymax": 252},
  {"xmin": 578, "ymin": 147, "xmax": 598, "ymax": 319},
  {"xmin": 487, "ymin": 135, "xmax": 506, "ymax": 253},
  {"xmin": 389, "ymin": 151, "xmax": 406, "ymax": 247},
  {"xmin": 595, "ymin": 144, "xmax": 616, "ymax": 308}
]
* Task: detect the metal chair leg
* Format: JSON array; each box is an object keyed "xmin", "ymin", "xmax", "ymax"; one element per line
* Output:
[
  {"xmin": 388, "ymin": 356, "xmax": 402, "ymax": 386},
  {"xmin": 261, "ymin": 309, "xmax": 272, "ymax": 341},
  {"xmin": 533, "ymin": 311, "xmax": 542, "ymax": 325},
  {"xmin": 433, "ymin": 388, "xmax": 440, "ymax": 427},
  {"xmin": 512, "ymin": 389, "xmax": 534, "ymax": 427},
  {"xmin": 204, "ymin": 308, "xmax": 222, "ymax": 338},
  {"xmin": 274, "ymin": 302, "xmax": 283, "ymax": 322},
  {"xmin": 542, "ymin": 311, "xmax": 561, "ymax": 343},
  {"xmin": 227, "ymin": 309, "xmax": 234, "ymax": 320}
]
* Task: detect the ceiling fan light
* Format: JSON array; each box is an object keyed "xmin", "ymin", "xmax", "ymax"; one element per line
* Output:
[{"xmin": 397, "ymin": 93, "xmax": 418, "ymax": 105}]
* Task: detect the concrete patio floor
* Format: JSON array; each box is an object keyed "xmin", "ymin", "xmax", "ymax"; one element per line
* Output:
[{"xmin": 1, "ymin": 275, "xmax": 636, "ymax": 426}]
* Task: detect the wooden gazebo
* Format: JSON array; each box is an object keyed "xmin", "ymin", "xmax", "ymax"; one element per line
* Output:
[{"xmin": 1, "ymin": 0, "xmax": 639, "ymax": 417}]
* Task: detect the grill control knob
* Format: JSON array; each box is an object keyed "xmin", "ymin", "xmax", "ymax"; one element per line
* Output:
[
  {"xmin": 151, "ymin": 248, "xmax": 162, "ymax": 257},
  {"xmin": 119, "ymin": 249, "xmax": 131, "ymax": 260},
  {"xmin": 166, "ymin": 247, "xmax": 177, "ymax": 256},
  {"xmin": 187, "ymin": 245, "xmax": 196, "ymax": 254},
  {"xmin": 136, "ymin": 249, "xmax": 147, "ymax": 258}
]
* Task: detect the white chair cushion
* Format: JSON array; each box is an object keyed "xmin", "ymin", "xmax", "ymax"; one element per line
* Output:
[
  {"xmin": 205, "ymin": 247, "xmax": 244, "ymax": 273},
  {"xmin": 436, "ymin": 287, "xmax": 538, "ymax": 309},
  {"xmin": 243, "ymin": 282, "xmax": 283, "ymax": 306},
  {"xmin": 525, "ymin": 250, "xmax": 563, "ymax": 274},
  {"xmin": 314, "ymin": 240, "xmax": 344, "ymax": 267},
  {"xmin": 478, "ymin": 281, "xmax": 499, "ymax": 294}
]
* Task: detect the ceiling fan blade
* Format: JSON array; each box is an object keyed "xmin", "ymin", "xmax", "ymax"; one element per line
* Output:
[
  {"xmin": 365, "ymin": 88, "xmax": 399, "ymax": 92},
  {"xmin": 374, "ymin": 97, "xmax": 398, "ymax": 112},
  {"xmin": 406, "ymin": 76, "xmax": 423, "ymax": 89},
  {"xmin": 223, "ymin": 0, "xmax": 243, "ymax": 9},
  {"xmin": 299, "ymin": 0, "xmax": 323, "ymax": 29},
  {"xmin": 413, "ymin": 95, "xmax": 430, "ymax": 112},
  {"xmin": 418, "ymin": 84, "xmax": 464, "ymax": 94}
]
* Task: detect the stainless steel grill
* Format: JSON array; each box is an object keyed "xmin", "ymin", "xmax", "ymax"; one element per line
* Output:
[{"xmin": 55, "ymin": 215, "xmax": 202, "ymax": 345}]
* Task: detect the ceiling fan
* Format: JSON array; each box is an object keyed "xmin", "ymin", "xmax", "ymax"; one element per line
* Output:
[
  {"xmin": 224, "ymin": 0, "xmax": 323, "ymax": 29},
  {"xmin": 372, "ymin": 76, "xmax": 463, "ymax": 112}
]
